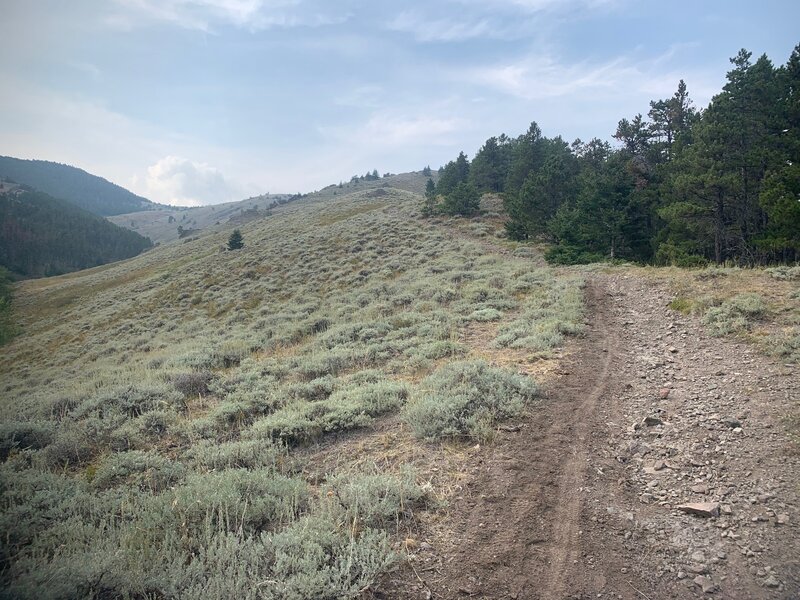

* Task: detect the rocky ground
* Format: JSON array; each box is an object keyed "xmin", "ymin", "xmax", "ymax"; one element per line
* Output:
[{"xmin": 376, "ymin": 272, "xmax": 799, "ymax": 599}]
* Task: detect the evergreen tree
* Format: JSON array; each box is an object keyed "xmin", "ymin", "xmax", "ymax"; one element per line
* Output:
[
  {"xmin": 228, "ymin": 229, "xmax": 244, "ymax": 250},
  {"xmin": 437, "ymin": 152, "xmax": 470, "ymax": 196},
  {"xmin": 505, "ymin": 122, "xmax": 545, "ymax": 195},
  {"xmin": 470, "ymin": 136, "xmax": 511, "ymax": 193},
  {"xmin": 442, "ymin": 182, "xmax": 480, "ymax": 217},
  {"xmin": 421, "ymin": 178, "xmax": 437, "ymax": 217}
]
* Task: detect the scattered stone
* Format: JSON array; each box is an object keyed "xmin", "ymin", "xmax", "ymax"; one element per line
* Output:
[
  {"xmin": 721, "ymin": 417, "xmax": 742, "ymax": 429},
  {"xmin": 677, "ymin": 502, "xmax": 720, "ymax": 518},
  {"xmin": 644, "ymin": 416, "xmax": 664, "ymax": 426},
  {"xmin": 763, "ymin": 575, "xmax": 781, "ymax": 588},
  {"xmin": 776, "ymin": 513, "xmax": 790, "ymax": 525},
  {"xmin": 688, "ymin": 563, "xmax": 708, "ymax": 574},
  {"xmin": 693, "ymin": 575, "xmax": 716, "ymax": 593}
]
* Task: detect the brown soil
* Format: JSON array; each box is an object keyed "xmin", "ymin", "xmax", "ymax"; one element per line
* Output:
[{"xmin": 374, "ymin": 273, "xmax": 799, "ymax": 599}]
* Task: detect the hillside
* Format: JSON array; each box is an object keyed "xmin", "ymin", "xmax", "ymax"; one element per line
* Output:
[
  {"xmin": 0, "ymin": 156, "xmax": 163, "ymax": 216},
  {"xmin": 108, "ymin": 170, "xmax": 437, "ymax": 244},
  {"xmin": 0, "ymin": 183, "xmax": 153, "ymax": 278},
  {"xmin": 0, "ymin": 179, "xmax": 797, "ymax": 599}
]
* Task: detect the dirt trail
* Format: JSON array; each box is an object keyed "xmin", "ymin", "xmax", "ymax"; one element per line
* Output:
[{"xmin": 378, "ymin": 273, "xmax": 799, "ymax": 599}]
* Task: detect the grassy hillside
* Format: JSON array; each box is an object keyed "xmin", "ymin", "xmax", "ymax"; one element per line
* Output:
[
  {"xmin": 108, "ymin": 170, "xmax": 437, "ymax": 245},
  {"xmin": 0, "ymin": 156, "xmax": 163, "ymax": 216},
  {"xmin": 0, "ymin": 181, "xmax": 583, "ymax": 599},
  {"xmin": 0, "ymin": 184, "xmax": 153, "ymax": 278},
  {"xmin": 108, "ymin": 193, "xmax": 293, "ymax": 245}
]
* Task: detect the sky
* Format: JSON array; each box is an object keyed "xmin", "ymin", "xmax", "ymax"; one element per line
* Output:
[{"xmin": 1, "ymin": 1, "xmax": 798, "ymax": 206}]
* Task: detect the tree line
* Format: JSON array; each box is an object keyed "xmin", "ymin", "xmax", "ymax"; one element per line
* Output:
[
  {"xmin": 0, "ymin": 186, "xmax": 153, "ymax": 278},
  {"xmin": 423, "ymin": 45, "xmax": 799, "ymax": 265}
]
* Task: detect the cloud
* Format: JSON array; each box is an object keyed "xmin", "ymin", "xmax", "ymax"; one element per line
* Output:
[
  {"xmin": 110, "ymin": 0, "xmax": 349, "ymax": 32},
  {"xmin": 141, "ymin": 156, "xmax": 242, "ymax": 206},
  {"xmin": 455, "ymin": 48, "xmax": 717, "ymax": 105},
  {"xmin": 321, "ymin": 110, "xmax": 467, "ymax": 148},
  {"xmin": 387, "ymin": 12, "xmax": 497, "ymax": 43}
]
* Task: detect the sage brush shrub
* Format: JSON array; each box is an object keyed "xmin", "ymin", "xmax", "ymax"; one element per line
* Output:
[
  {"xmin": 403, "ymin": 361, "xmax": 538, "ymax": 440},
  {"xmin": 187, "ymin": 438, "xmax": 289, "ymax": 472},
  {"xmin": 91, "ymin": 450, "xmax": 185, "ymax": 492},
  {"xmin": 0, "ymin": 421, "xmax": 55, "ymax": 459},
  {"xmin": 703, "ymin": 293, "xmax": 766, "ymax": 335},
  {"xmin": 324, "ymin": 467, "xmax": 425, "ymax": 528}
]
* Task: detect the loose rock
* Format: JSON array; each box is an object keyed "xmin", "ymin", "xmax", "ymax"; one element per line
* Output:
[{"xmin": 676, "ymin": 502, "xmax": 720, "ymax": 518}]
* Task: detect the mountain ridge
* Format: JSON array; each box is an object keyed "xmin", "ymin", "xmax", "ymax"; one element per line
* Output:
[{"xmin": 0, "ymin": 156, "xmax": 165, "ymax": 217}]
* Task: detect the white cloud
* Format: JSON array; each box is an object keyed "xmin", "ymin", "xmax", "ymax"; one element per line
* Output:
[
  {"xmin": 321, "ymin": 111, "xmax": 466, "ymax": 148},
  {"xmin": 456, "ymin": 49, "xmax": 718, "ymax": 106},
  {"xmin": 387, "ymin": 12, "xmax": 497, "ymax": 43},
  {"xmin": 141, "ymin": 156, "xmax": 242, "ymax": 206},
  {"xmin": 110, "ymin": 0, "xmax": 349, "ymax": 32}
]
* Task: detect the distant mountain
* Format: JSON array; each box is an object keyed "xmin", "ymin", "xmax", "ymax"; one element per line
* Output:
[
  {"xmin": 0, "ymin": 156, "xmax": 162, "ymax": 216},
  {"xmin": 0, "ymin": 182, "xmax": 153, "ymax": 278}
]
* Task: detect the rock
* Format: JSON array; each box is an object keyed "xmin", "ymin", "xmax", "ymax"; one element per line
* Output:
[
  {"xmin": 677, "ymin": 502, "xmax": 720, "ymax": 518},
  {"xmin": 776, "ymin": 513, "xmax": 790, "ymax": 525},
  {"xmin": 763, "ymin": 575, "xmax": 780, "ymax": 588},
  {"xmin": 721, "ymin": 417, "xmax": 742, "ymax": 429},
  {"xmin": 644, "ymin": 416, "xmax": 664, "ymax": 426},
  {"xmin": 688, "ymin": 563, "xmax": 708, "ymax": 574},
  {"xmin": 659, "ymin": 388, "xmax": 671, "ymax": 399},
  {"xmin": 693, "ymin": 575, "xmax": 716, "ymax": 593},
  {"xmin": 654, "ymin": 460, "xmax": 666, "ymax": 471},
  {"xmin": 669, "ymin": 346, "xmax": 678, "ymax": 353},
  {"xmin": 691, "ymin": 484, "xmax": 710, "ymax": 494}
]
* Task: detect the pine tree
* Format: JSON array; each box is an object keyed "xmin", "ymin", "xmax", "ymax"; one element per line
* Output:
[
  {"xmin": 421, "ymin": 178, "xmax": 437, "ymax": 217},
  {"xmin": 227, "ymin": 229, "xmax": 244, "ymax": 250},
  {"xmin": 442, "ymin": 182, "xmax": 480, "ymax": 217}
]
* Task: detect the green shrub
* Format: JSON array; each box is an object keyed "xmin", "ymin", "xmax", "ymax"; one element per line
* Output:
[
  {"xmin": 703, "ymin": 293, "xmax": 766, "ymax": 335},
  {"xmin": 467, "ymin": 308, "xmax": 503, "ymax": 321},
  {"xmin": 91, "ymin": 450, "xmax": 185, "ymax": 492},
  {"xmin": 403, "ymin": 361, "xmax": 537, "ymax": 440},
  {"xmin": 324, "ymin": 467, "xmax": 425, "ymax": 528},
  {"xmin": 75, "ymin": 382, "xmax": 185, "ymax": 420},
  {"xmin": 171, "ymin": 469, "xmax": 308, "ymax": 533},
  {"xmin": 765, "ymin": 265, "xmax": 800, "ymax": 281},
  {"xmin": 0, "ymin": 421, "xmax": 55, "ymax": 459},
  {"xmin": 172, "ymin": 370, "xmax": 215, "ymax": 397},
  {"xmin": 41, "ymin": 423, "xmax": 97, "ymax": 468},
  {"xmin": 187, "ymin": 438, "xmax": 289, "ymax": 472},
  {"xmin": 286, "ymin": 375, "xmax": 337, "ymax": 400},
  {"xmin": 495, "ymin": 275, "xmax": 583, "ymax": 350}
]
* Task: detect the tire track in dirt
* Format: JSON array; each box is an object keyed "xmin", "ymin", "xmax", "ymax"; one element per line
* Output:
[
  {"xmin": 537, "ymin": 280, "xmax": 614, "ymax": 598},
  {"xmin": 382, "ymin": 278, "xmax": 643, "ymax": 600}
]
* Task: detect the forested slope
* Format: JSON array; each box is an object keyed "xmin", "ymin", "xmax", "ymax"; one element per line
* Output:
[
  {"xmin": 426, "ymin": 45, "xmax": 800, "ymax": 266},
  {"xmin": 0, "ymin": 185, "xmax": 153, "ymax": 277},
  {"xmin": 0, "ymin": 157, "xmax": 162, "ymax": 216}
]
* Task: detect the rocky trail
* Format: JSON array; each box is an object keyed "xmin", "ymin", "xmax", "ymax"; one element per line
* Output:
[{"xmin": 378, "ymin": 273, "xmax": 799, "ymax": 599}]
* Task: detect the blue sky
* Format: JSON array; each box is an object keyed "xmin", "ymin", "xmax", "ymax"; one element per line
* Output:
[{"xmin": 1, "ymin": 1, "xmax": 798, "ymax": 206}]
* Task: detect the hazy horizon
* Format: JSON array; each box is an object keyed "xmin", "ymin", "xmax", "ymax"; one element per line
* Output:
[{"xmin": 1, "ymin": 0, "xmax": 798, "ymax": 206}]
